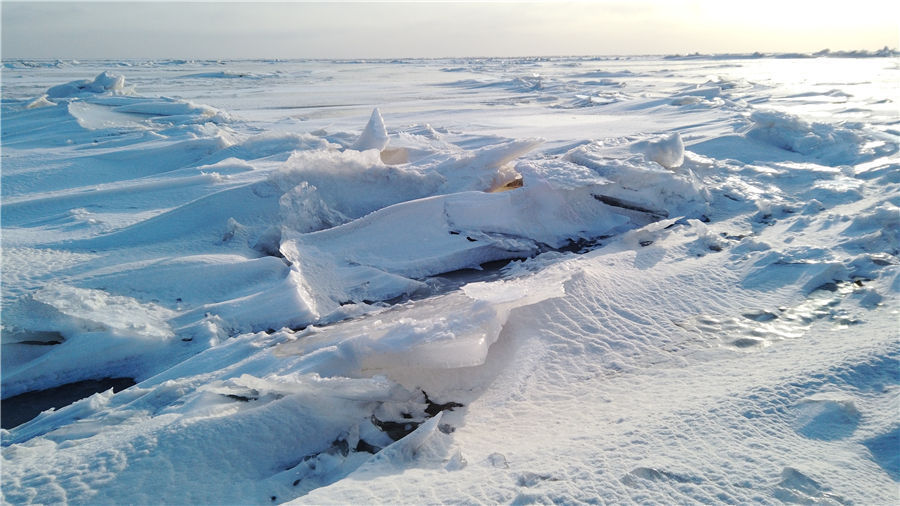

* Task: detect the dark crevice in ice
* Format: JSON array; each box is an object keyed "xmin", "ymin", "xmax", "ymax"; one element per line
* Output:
[
  {"xmin": 557, "ymin": 235, "xmax": 612, "ymax": 254},
  {"xmin": 15, "ymin": 339, "xmax": 63, "ymax": 346},
  {"xmin": 286, "ymin": 437, "xmax": 351, "ymax": 473},
  {"xmin": 1, "ymin": 377, "xmax": 136, "ymax": 430},
  {"xmin": 1, "ymin": 330, "xmax": 66, "ymax": 346},
  {"xmin": 592, "ymin": 194, "xmax": 669, "ymax": 220},
  {"xmin": 371, "ymin": 415, "xmax": 422, "ymax": 441},
  {"xmin": 423, "ymin": 391, "xmax": 464, "ymax": 417},
  {"xmin": 284, "ymin": 389, "xmax": 467, "ymax": 486},
  {"xmin": 370, "ymin": 391, "xmax": 464, "ymax": 443},
  {"xmin": 385, "ymin": 259, "xmax": 516, "ymax": 306},
  {"xmin": 354, "ymin": 439, "xmax": 382, "ymax": 454}
]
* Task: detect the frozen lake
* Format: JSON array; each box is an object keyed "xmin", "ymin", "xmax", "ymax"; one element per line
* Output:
[{"xmin": 1, "ymin": 55, "xmax": 898, "ymax": 504}]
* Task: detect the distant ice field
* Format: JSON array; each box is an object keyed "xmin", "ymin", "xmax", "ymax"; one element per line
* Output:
[{"xmin": 1, "ymin": 55, "xmax": 898, "ymax": 505}]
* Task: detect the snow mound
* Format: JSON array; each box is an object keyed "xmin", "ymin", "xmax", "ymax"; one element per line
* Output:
[
  {"xmin": 46, "ymin": 72, "xmax": 130, "ymax": 99},
  {"xmin": 200, "ymin": 131, "xmax": 335, "ymax": 166},
  {"xmin": 631, "ymin": 133, "xmax": 685, "ymax": 169},
  {"xmin": 794, "ymin": 395, "xmax": 861, "ymax": 441},
  {"xmin": 516, "ymin": 158, "xmax": 610, "ymax": 190},
  {"xmin": 745, "ymin": 110, "xmax": 866, "ymax": 165},
  {"xmin": 25, "ymin": 95, "xmax": 56, "ymax": 109}
]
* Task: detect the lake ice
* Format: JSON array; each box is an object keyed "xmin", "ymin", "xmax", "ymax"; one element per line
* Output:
[{"xmin": 1, "ymin": 55, "xmax": 898, "ymax": 505}]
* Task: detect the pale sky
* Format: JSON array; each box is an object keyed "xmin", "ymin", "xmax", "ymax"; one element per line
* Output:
[{"xmin": 2, "ymin": 1, "xmax": 898, "ymax": 60}]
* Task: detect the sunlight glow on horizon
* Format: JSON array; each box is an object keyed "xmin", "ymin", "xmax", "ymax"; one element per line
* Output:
[{"xmin": 2, "ymin": 2, "xmax": 898, "ymax": 60}]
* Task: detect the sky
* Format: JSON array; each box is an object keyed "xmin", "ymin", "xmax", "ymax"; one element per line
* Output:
[{"xmin": 2, "ymin": 1, "xmax": 898, "ymax": 60}]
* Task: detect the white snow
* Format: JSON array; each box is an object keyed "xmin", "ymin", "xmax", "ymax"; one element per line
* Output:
[
  {"xmin": 348, "ymin": 107, "xmax": 390, "ymax": 152},
  {"xmin": 1, "ymin": 55, "xmax": 898, "ymax": 506},
  {"xmin": 632, "ymin": 132, "xmax": 685, "ymax": 169},
  {"xmin": 45, "ymin": 71, "xmax": 129, "ymax": 99}
]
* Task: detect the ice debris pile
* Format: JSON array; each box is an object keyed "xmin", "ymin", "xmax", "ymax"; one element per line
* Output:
[{"xmin": 1, "ymin": 57, "xmax": 898, "ymax": 505}]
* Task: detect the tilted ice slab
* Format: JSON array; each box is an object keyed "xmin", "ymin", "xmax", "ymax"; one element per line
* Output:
[
  {"xmin": 2, "ymin": 284, "xmax": 179, "ymax": 397},
  {"xmin": 273, "ymin": 266, "xmax": 572, "ymax": 377},
  {"xmin": 31, "ymin": 283, "xmax": 176, "ymax": 340},
  {"xmin": 279, "ymin": 181, "xmax": 630, "ymax": 318},
  {"xmin": 1, "ymin": 367, "xmax": 431, "ymax": 503}
]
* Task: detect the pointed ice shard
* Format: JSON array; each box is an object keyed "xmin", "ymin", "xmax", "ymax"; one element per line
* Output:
[{"xmin": 349, "ymin": 107, "xmax": 390, "ymax": 152}]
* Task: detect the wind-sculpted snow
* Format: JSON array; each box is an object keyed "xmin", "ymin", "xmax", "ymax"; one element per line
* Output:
[
  {"xmin": 1, "ymin": 57, "xmax": 898, "ymax": 505},
  {"xmin": 746, "ymin": 110, "xmax": 867, "ymax": 164},
  {"xmin": 45, "ymin": 71, "xmax": 130, "ymax": 99}
]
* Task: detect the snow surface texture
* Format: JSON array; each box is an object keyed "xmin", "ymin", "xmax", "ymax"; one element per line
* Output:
[{"xmin": 1, "ymin": 56, "xmax": 898, "ymax": 505}]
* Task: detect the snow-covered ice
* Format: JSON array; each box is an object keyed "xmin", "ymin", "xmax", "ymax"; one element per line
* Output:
[{"xmin": 1, "ymin": 54, "xmax": 898, "ymax": 505}]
